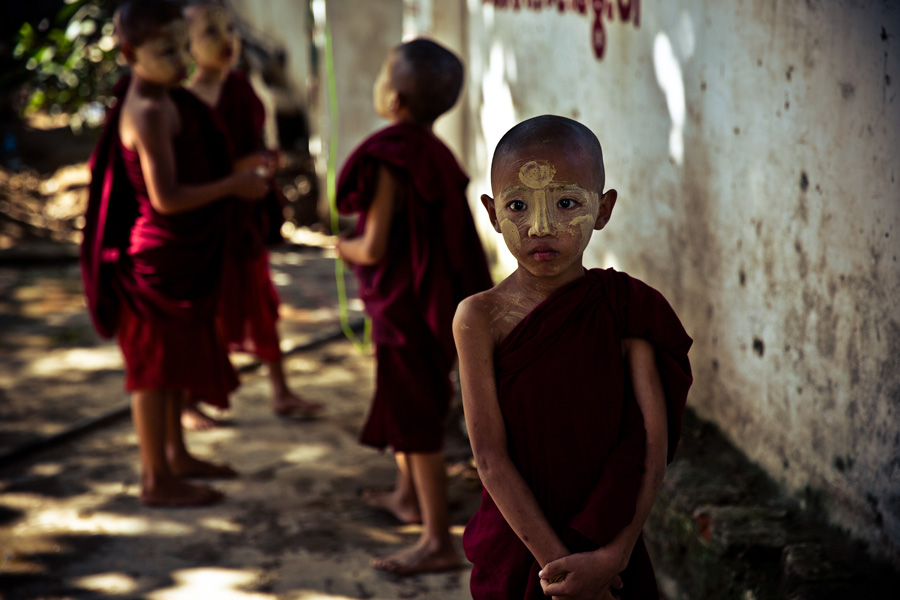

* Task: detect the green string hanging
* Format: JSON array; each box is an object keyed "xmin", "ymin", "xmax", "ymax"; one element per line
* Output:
[{"xmin": 324, "ymin": 17, "xmax": 371, "ymax": 352}]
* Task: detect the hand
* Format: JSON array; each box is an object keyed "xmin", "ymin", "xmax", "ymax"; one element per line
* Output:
[
  {"xmin": 231, "ymin": 170, "xmax": 269, "ymax": 201},
  {"xmin": 234, "ymin": 152, "xmax": 273, "ymax": 178},
  {"xmin": 539, "ymin": 547, "xmax": 625, "ymax": 599}
]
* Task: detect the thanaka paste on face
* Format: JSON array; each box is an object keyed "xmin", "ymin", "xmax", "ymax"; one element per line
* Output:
[
  {"xmin": 188, "ymin": 6, "xmax": 239, "ymax": 70},
  {"xmin": 133, "ymin": 20, "xmax": 190, "ymax": 85},
  {"xmin": 496, "ymin": 160, "xmax": 599, "ymax": 254}
]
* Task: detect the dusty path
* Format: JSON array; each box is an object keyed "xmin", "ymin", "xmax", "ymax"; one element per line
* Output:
[{"xmin": 0, "ymin": 244, "xmax": 481, "ymax": 600}]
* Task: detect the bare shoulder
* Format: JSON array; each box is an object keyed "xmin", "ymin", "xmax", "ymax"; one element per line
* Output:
[
  {"xmin": 455, "ymin": 277, "xmax": 539, "ymax": 347},
  {"xmin": 120, "ymin": 92, "xmax": 177, "ymax": 150},
  {"xmin": 454, "ymin": 290, "xmax": 498, "ymax": 340}
]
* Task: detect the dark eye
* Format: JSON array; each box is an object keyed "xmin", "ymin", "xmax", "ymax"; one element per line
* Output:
[
  {"xmin": 507, "ymin": 200, "xmax": 526, "ymax": 211},
  {"xmin": 558, "ymin": 197, "xmax": 577, "ymax": 209}
]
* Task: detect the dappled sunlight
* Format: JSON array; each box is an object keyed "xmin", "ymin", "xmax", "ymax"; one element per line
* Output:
[
  {"xmin": 148, "ymin": 568, "xmax": 274, "ymax": 600},
  {"xmin": 283, "ymin": 442, "xmax": 331, "ymax": 464},
  {"xmin": 31, "ymin": 506, "xmax": 193, "ymax": 536},
  {"xmin": 653, "ymin": 32, "xmax": 686, "ymax": 165},
  {"xmin": 26, "ymin": 346, "xmax": 123, "ymax": 376},
  {"xmin": 73, "ymin": 571, "xmax": 140, "ymax": 595}
]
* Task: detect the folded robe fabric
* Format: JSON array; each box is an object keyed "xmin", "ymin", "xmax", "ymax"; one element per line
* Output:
[
  {"xmin": 80, "ymin": 75, "xmax": 238, "ymax": 406},
  {"xmin": 337, "ymin": 123, "xmax": 493, "ymax": 452},
  {"xmin": 209, "ymin": 70, "xmax": 283, "ymax": 362},
  {"xmin": 463, "ymin": 268, "xmax": 693, "ymax": 600}
]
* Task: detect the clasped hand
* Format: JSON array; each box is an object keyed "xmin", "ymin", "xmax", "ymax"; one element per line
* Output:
[{"xmin": 538, "ymin": 547, "xmax": 625, "ymax": 599}]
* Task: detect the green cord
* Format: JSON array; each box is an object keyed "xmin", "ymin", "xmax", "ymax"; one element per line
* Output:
[{"xmin": 324, "ymin": 18, "xmax": 371, "ymax": 352}]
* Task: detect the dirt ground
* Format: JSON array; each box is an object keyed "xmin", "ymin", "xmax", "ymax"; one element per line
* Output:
[{"xmin": 0, "ymin": 242, "xmax": 482, "ymax": 600}]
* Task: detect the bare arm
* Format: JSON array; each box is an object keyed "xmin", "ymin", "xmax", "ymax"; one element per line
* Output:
[
  {"xmin": 540, "ymin": 337, "xmax": 667, "ymax": 598},
  {"xmin": 453, "ymin": 296, "xmax": 570, "ymax": 568},
  {"xmin": 128, "ymin": 99, "xmax": 268, "ymax": 215},
  {"xmin": 335, "ymin": 163, "xmax": 396, "ymax": 266}
]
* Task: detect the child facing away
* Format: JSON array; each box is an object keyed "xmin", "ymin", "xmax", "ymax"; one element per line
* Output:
[
  {"xmin": 453, "ymin": 115, "xmax": 693, "ymax": 599},
  {"xmin": 335, "ymin": 38, "xmax": 493, "ymax": 574},
  {"xmin": 80, "ymin": 0, "xmax": 269, "ymax": 507},
  {"xmin": 181, "ymin": 0, "xmax": 323, "ymax": 430}
]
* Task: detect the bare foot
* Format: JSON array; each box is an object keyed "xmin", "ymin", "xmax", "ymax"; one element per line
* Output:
[
  {"xmin": 140, "ymin": 479, "xmax": 224, "ymax": 507},
  {"xmin": 272, "ymin": 391, "xmax": 324, "ymax": 420},
  {"xmin": 181, "ymin": 404, "xmax": 223, "ymax": 431},
  {"xmin": 361, "ymin": 487, "xmax": 422, "ymax": 525},
  {"xmin": 371, "ymin": 538, "xmax": 461, "ymax": 576},
  {"xmin": 169, "ymin": 454, "xmax": 238, "ymax": 479}
]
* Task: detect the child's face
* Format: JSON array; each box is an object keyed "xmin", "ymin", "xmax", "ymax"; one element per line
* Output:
[
  {"xmin": 372, "ymin": 52, "xmax": 398, "ymax": 119},
  {"xmin": 130, "ymin": 20, "xmax": 191, "ymax": 87},
  {"xmin": 482, "ymin": 144, "xmax": 616, "ymax": 278},
  {"xmin": 187, "ymin": 6, "xmax": 240, "ymax": 70}
]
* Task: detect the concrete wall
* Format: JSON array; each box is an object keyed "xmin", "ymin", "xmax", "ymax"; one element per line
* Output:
[
  {"xmin": 466, "ymin": 0, "xmax": 900, "ymax": 566},
  {"xmin": 227, "ymin": 0, "xmax": 900, "ymax": 567}
]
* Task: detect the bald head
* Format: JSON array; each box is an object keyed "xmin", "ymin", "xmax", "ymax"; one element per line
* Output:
[
  {"xmin": 115, "ymin": 0, "xmax": 183, "ymax": 49},
  {"xmin": 492, "ymin": 115, "xmax": 606, "ymax": 194},
  {"xmin": 390, "ymin": 38, "xmax": 463, "ymax": 124}
]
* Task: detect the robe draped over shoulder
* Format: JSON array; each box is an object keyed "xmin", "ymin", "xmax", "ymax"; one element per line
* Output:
[
  {"xmin": 336, "ymin": 123, "xmax": 493, "ymax": 452},
  {"xmin": 80, "ymin": 75, "xmax": 238, "ymax": 406},
  {"xmin": 463, "ymin": 268, "xmax": 692, "ymax": 599},
  {"xmin": 210, "ymin": 71, "xmax": 282, "ymax": 361}
]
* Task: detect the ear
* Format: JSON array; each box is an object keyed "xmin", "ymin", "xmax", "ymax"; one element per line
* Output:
[
  {"xmin": 594, "ymin": 189, "xmax": 617, "ymax": 230},
  {"xmin": 388, "ymin": 90, "xmax": 402, "ymax": 115},
  {"xmin": 481, "ymin": 194, "xmax": 501, "ymax": 233},
  {"xmin": 119, "ymin": 42, "xmax": 137, "ymax": 65}
]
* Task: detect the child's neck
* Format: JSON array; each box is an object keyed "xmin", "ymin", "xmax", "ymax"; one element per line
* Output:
[
  {"xmin": 512, "ymin": 263, "xmax": 588, "ymax": 299},
  {"xmin": 188, "ymin": 65, "xmax": 229, "ymax": 105},
  {"xmin": 131, "ymin": 74, "xmax": 173, "ymax": 99}
]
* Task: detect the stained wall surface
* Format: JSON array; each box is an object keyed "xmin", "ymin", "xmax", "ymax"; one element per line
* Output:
[
  {"xmin": 464, "ymin": 0, "xmax": 900, "ymax": 566},
  {"xmin": 233, "ymin": 0, "xmax": 900, "ymax": 567}
]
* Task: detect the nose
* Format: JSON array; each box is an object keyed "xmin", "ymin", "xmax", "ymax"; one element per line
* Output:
[{"xmin": 527, "ymin": 193, "xmax": 554, "ymax": 237}]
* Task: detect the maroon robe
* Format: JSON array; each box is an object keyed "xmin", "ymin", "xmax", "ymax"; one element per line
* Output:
[
  {"xmin": 337, "ymin": 123, "xmax": 493, "ymax": 452},
  {"xmin": 210, "ymin": 71, "xmax": 284, "ymax": 362},
  {"xmin": 463, "ymin": 268, "xmax": 693, "ymax": 599},
  {"xmin": 80, "ymin": 75, "xmax": 238, "ymax": 406}
]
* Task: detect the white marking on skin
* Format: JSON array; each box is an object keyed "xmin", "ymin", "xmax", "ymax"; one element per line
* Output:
[
  {"xmin": 500, "ymin": 218, "xmax": 521, "ymax": 250},
  {"xmin": 519, "ymin": 161, "xmax": 556, "ymax": 189}
]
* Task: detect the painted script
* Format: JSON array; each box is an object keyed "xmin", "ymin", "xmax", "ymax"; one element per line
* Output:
[{"xmin": 484, "ymin": 0, "xmax": 641, "ymax": 60}]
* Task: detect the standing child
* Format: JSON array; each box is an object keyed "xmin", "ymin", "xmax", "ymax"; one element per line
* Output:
[
  {"xmin": 453, "ymin": 115, "xmax": 693, "ymax": 598},
  {"xmin": 181, "ymin": 0, "xmax": 323, "ymax": 430},
  {"xmin": 80, "ymin": 0, "xmax": 269, "ymax": 507},
  {"xmin": 336, "ymin": 38, "xmax": 493, "ymax": 574}
]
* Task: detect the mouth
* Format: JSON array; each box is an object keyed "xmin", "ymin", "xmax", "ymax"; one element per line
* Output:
[
  {"xmin": 529, "ymin": 245, "xmax": 559, "ymax": 261},
  {"xmin": 222, "ymin": 47, "xmax": 234, "ymax": 59}
]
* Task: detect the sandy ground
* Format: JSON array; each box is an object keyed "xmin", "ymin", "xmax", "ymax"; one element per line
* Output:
[{"xmin": 0, "ymin": 244, "xmax": 481, "ymax": 600}]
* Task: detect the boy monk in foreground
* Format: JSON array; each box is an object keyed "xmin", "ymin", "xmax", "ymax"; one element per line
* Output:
[
  {"xmin": 336, "ymin": 39, "xmax": 493, "ymax": 574},
  {"xmin": 181, "ymin": 0, "xmax": 323, "ymax": 429},
  {"xmin": 453, "ymin": 115, "xmax": 693, "ymax": 598},
  {"xmin": 81, "ymin": 0, "xmax": 269, "ymax": 506}
]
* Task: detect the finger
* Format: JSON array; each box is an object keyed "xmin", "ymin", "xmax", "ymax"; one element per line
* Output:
[{"xmin": 612, "ymin": 574, "xmax": 623, "ymax": 589}]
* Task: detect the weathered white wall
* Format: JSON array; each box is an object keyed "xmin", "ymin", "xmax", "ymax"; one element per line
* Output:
[{"xmin": 465, "ymin": 0, "xmax": 900, "ymax": 566}]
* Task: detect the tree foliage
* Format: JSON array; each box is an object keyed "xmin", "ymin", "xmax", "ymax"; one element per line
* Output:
[{"xmin": 11, "ymin": 0, "xmax": 123, "ymax": 131}]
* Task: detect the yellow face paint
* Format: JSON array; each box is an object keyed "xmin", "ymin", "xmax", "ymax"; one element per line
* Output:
[{"xmin": 495, "ymin": 160, "xmax": 600, "ymax": 256}]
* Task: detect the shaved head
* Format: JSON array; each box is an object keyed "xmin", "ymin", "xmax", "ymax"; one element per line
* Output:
[
  {"xmin": 390, "ymin": 38, "xmax": 463, "ymax": 124},
  {"xmin": 115, "ymin": 0, "xmax": 183, "ymax": 49},
  {"xmin": 492, "ymin": 115, "xmax": 606, "ymax": 193}
]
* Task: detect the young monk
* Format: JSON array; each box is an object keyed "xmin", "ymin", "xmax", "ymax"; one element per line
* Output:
[
  {"xmin": 181, "ymin": 0, "xmax": 323, "ymax": 430},
  {"xmin": 453, "ymin": 115, "xmax": 693, "ymax": 598},
  {"xmin": 335, "ymin": 39, "xmax": 493, "ymax": 574},
  {"xmin": 80, "ymin": 0, "xmax": 269, "ymax": 506}
]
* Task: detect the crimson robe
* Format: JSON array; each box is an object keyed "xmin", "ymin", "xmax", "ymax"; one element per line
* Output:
[
  {"xmin": 80, "ymin": 75, "xmax": 238, "ymax": 406},
  {"xmin": 337, "ymin": 123, "xmax": 493, "ymax": 452},
  {"xmin": 463, "ymin": 268, "xmax": 693, "ymax": 599},
  {"xmin": 210, "ymin": 71, "xmax": 284, "ymax": 362}
]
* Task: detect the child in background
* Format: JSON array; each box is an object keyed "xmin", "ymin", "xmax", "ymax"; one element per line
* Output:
[
  {"xmin": 81, "ymin": 0, "xmax": 269, "ymax": 506},
  {"xmin": 181, "ymin": 0, "xmax": 323, "ymax": 430},
  {"xmin": 336, "ymin": 39, "xmax": 493, "ymax": 574},
  {"xmin": 453, "ymin": 115, "xmax": 693, "ymax": 598}
]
